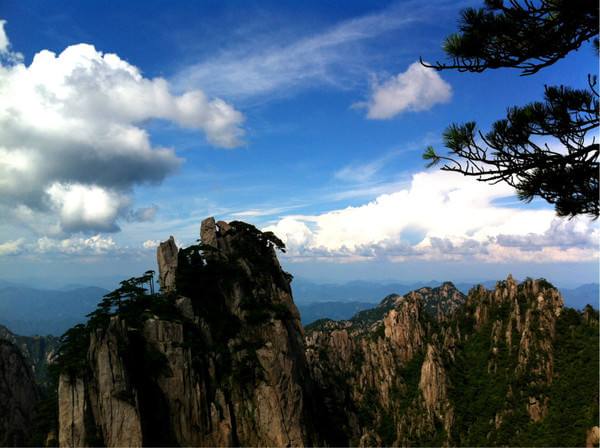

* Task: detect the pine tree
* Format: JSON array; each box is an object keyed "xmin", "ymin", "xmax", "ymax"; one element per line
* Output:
[{"xmin": 423, "ymin": 0, "xmax": 599, "ymax": 217}]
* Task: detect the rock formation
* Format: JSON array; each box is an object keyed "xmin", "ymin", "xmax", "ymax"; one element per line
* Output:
[
  {"xmin": 305, "ymin": 276, "xmax": 596, "ymax": 447},
  {"xmin": 0, "ymin": 340, "xmax": 39, "ymax": 446},
  {"xmin": 156, "ymin": 236, "xmax": 178, "ymax": 293},
  {"xmin": 48, "ymin": 219, "xmax": 598, "ymax": 447},
  {"xmin": 57, "ymin": 218, "xmax": 316, "ymax": 447}
]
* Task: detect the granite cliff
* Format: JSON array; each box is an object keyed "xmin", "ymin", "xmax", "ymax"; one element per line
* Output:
[
  {"xmin": 56, "ymin": 218, "xmax": 316, "ymax": 447},
  {"xmin": 0, "ymin": 338, "xmax": 39, "ymax": 445},
  {"xmin": 306, "ymin": 276, "xmax": 599, "ymax": 446}
]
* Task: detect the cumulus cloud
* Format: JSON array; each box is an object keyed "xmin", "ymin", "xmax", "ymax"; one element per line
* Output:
[
  {"xmin": 362, "ymin": 62, "xmax": 452, "ymax": 119},
  {"xmin": 36, "ymin": 234, "xmax": 117, "ymax": 255},
  {"xmin": 265, "ymin": 171, "xmax": 598, "ymax": 263},
  {"xmin": 0, "ymin": 33, "xmax": 244, "ymax": 234},
  {"xmin": 46, "ymin": 183, "xmax": 129, "ymax": 233}
]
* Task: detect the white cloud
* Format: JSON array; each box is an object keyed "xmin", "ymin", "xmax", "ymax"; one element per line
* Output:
[
  {"xmin": 46, "ymin": 183, "xmax": 129, "ymax": 233},
  {"xmin": 334, "ymin": 160, "xmax": 384, "ymax": 183},
  {"xmin": 142, "ymin": 239, "xmax": 160, "ymax": 249},
  {"xmin": 0, "ymin": 20, "xmax": 9, "ymax": 52},
  {"xmin": 0, "ymin": 238, "xmax": 24, "ymax": 256},
  {"xmin": 0, "ymin": 35, "xmax": 244, "ymax": 233},
  {"xmin": 265, "ymin": 170, "xmax": 598, "ymax": 263},
  {"xmin": 0, "ymin": 20, "xmax": 22, "ymax": 63},
  {"xmin": 362, "ymin": 62, "xmax": 452, "ymax": 119},
  {"xmin": 36, "ymin": 234, "xmax": 117, "ymax": 255}
]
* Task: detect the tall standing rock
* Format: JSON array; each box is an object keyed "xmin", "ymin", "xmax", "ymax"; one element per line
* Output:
[
  {"xmin": 157, "ymin": 236, "xmax": 178, "ymax": 293},
  {"xmin": 200, "ymin": 216, "xmax": 218, "ymax": 248}
]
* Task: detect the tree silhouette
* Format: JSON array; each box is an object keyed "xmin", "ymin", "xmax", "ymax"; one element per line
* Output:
[{"xmin": 422, "ymin": 0, "xmax": 599, "ymax": 218}]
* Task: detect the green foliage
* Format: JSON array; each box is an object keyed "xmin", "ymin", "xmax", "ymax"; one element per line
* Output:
[
  {"xmin": 433, "ymin": 0, "xmax": 597, "ymax": 75},
  {"xmin": 378, "ymin": 410, "xmax": 396, "ymax": 446},
  {"xmin": 304, "ymin": 318, "xmax": 335, "ymax": 333},
  {"xmin": 512, "ymin": 308, "xmax": 600, "ymax": 447},
  {"xmin": 449, "ymin": 321, "xmax": 513, "ymax": 445},
  {"xmin": 351, "ymin": 306, "xmax": 389, "ymax": 326},
  {"xmin": 52, "ymin": 324, "xmax": 90, "ymax": 378},
  {"xmin": 397, "ymin": 351, "xmax": 425, "ymax": 413},
  {"xmin": 423, "ymin": 0, "xmax": 599, "ymax": 217},
  {"xmin": 356, "ymin": 388, "xmax": 379, "ymax": 427}
]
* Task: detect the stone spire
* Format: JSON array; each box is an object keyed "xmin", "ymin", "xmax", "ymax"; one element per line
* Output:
[{"xmin": 157, "ymin": 236, "xmax": 178, "ymax": 293}]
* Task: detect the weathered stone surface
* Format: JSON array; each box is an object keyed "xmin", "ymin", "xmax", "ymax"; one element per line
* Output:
[
  {"xmin": 201, "ymin": 216, "xmax": 218, "ymax": 248},
  {"xmin": 0, "ymin": 340, "xmax": 39, "ymax": 446},
  {"xmin": 55, "ymin": 218, "xmax": 316, "ymax": 447},
  {"xmin": 58, "ymin": 375, "xmax": 87, "ymax": 447},
  {"xmin": 157, "ymin": 236, "xmax": 178, "ymax": 293},
  {"xmin": 175, "ymin": 296, "xmax": 194, "ymax": 320},
  {"xmin": 88, "ymin": 318, "xmax": 143, "ymax": 447},
  {"xmin": 586, "ymin": 426, "xmax": 600, "ymax": 448},
  {"xmin": 419, "ymin": 343, "xmax": 453, "ymax": 433}
]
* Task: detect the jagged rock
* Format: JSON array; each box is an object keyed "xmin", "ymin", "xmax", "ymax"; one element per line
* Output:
[
  {"xmin": 526, "ymin": 396, "xmax": 549, "ymax": 423},
  {"xmin": 157, "ymin": 236, "xmax": 178, "ymax": 293},
  {"xmin": 586, "ymin": 426, "xmax": 600, "ymax": 447},
  {"xmin": 0, "ymin": 340, "xmax": 39, "ymax": 446},
  {"xmin": 201, "ymin": 216, "xmax": 218, "ymax": 248},
  {"xmin": 0, "ymin": 324, "xmax": 59, "ymax": 386},
  {"xmin": 175, "ymin": 296, "xmax": 194, "ymax": 320},
  {"xmin": 58, "ymin": 375, "xmax": 87, "ymax": 447},
  {"xmin": 54, "ymin": 218, "xmax": 315, "ymax": 447},
  {"xmin": 419, "ymin": 343, "xmax": 453, "ymax": 433},
  {"xmin": 384, "ymin": 297, "xmax": 425, "ymax": 363}
]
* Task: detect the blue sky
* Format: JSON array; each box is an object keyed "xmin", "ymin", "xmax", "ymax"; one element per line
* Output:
[{"xmin": 0, "ymin": 0, "xmax": 598, "ymax": 288}]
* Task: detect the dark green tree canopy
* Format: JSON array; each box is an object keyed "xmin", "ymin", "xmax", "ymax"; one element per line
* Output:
[
  {"xmin": 423, "ymin": 0, "xmax": 599, "ymax": 218},
  {"xmin": 423, "ymin": 0, "xmax": 598, "ymax": 75}
]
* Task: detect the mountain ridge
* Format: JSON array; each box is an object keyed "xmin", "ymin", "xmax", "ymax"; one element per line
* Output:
[{"xmin": 0, "ymin": 218, "xmax": 597, "ymax": 447}]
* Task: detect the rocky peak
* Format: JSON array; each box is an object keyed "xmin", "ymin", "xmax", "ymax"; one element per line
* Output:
[{"xmin": 56, "ymin": 217, "xmax": 316, "ymax": 447}]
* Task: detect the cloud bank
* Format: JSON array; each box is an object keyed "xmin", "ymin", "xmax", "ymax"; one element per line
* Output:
[
  {"xmin": 265, "ymin": 171, "xmax": 598, "ymax": 263},
  {"xmin": 0, "ymin": 31, "xmax": 244, "ymax": 234}
]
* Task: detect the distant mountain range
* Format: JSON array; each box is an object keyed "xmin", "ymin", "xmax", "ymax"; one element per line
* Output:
[
  {"xmin": 0, "ymin": 278, "xmax": 596, "ymax": 335},
  {"xmin": 0, "ymin": 285, "xmax": 108, "ymax": 336},
  {"xmin": 293, "ymin": 278, "xmax": 598, "ymax": 324}
]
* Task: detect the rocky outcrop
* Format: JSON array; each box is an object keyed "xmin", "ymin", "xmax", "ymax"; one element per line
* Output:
[
  {"xmin": 0, "ymin": 324, "xmax": 59, "ymax": 386},
  {"xmin": 419, "ymin": 343, "xmax": 453, "ymax": 433},
  {"xmin": 0, "ymin": 340, "xmax": 39, "ymax": 446},
  {"xmin": 305, "ymin": 283, "xmax": 464, "ymax": 446},
  {"xmin": 586, "ymin": 426, "xmax": 600, "ymax": 448},
  {"xmin": 57, "ymin": 218, "xmax": 315, "ymax": 447},
  {"xmin": 304, "ymin": 276, "xmax": 593, "ymax": 446},
  {"xmin": 157, "ymin": 236, "xmax": 178, "ymax": 293},
  {"xmin": 88, "ymin": 319, "xmax": 143, "ymax": 447}
]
